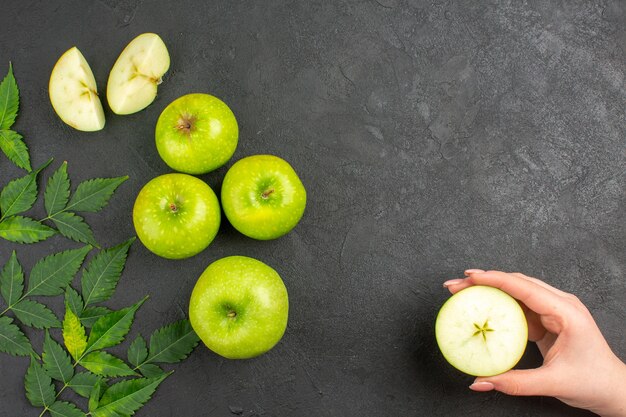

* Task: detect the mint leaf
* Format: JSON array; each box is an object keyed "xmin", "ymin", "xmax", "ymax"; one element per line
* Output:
[
  {"xmin": 52, "ymin": 212, "xmax": 97, "ymax": 247},
  {"xmin": 0, "ymin": 130, "xmax": 31, "ymax": 171},
  {"xmin": 66, "ymin": 176, "xmax": 128, "ymax": 213},
  {"xmin": 0, "ymin": 215, "xmax": 55, "ymax": 243},
  {"xmin": 146, "ymin": 319, "xmax": 199, "ymax": 364},
  {"xmin": 27, "ymin": 246, "xmax": 91, "ymax": 297},
  {"xmin": 12, "ymin": 299, "xmax": 60, "ymax": 329},
  {"xmin": 82, "ymin": 238, "xmax": 134, "ymax": 306},
  {"xmin": 127, "ymin": 335, "xmax": 147, "ymax": 367},
  {"xmin": 137, "ymin": 363, "xmax": 164, "ymax": 378},
  {"xmin": 79, "ymin": 306, "xmax": 111, "ymax": 328},
  {"xmin": 0, "ymin": 316, "xmax": 32, "ymax": 356},
  {"xmin": 85, "ymin": 298, "xmax": 145, "ymax": 353},
  {"xmin": 24, "ymin": 358, "xmax": 55, "ymax": 407},
  {"xmin": 0, "ymin": 250, "xmax": 24, "ymax": 306},
  {"xmin": 65, "ymin": 285, "xmax": 84, "ymax": 316},
  {"xmin": 45, "ymin": 161, "xmax": 70, "ymax": 215},
  {"xmin": 0, "ymin": 62, "xmax": 19, "ymax": 130},
  {"xmin": 63, "ymin": 304, "xmax": 87, "ymax": 362},
  {"xmin": 91, "ymin": 374, "xmax": 169, "ymax": 417},
  {"xmin": 42, "ymin": 330, "xmax": 74, "ymax": 384},
  {"xmin": 49, "ymin": 401, "xmax": 87, "ymax": 417},
  {"xmin": 68, "ymin": 372, "xmax": 100, "ymax": 398},
  {"xmin": 80, "ymin": 351, "xmax": 136, "ymax": 377}
]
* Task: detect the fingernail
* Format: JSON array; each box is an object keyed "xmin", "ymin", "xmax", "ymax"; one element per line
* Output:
[
  {"xmin": 465, "ymin": 269, "xmax": 485, "ymax": 275},
  {"xmin": 469, "ymin": 381, "xmax": 495, "ymax": 391},
  {"xmin": 443, "ymin": 278, "xmax": 465, "ymax": 288}
]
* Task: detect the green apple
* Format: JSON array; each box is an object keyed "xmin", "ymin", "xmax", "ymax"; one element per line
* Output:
[
  {"xmin": 155, "ymin": 93, "xmax": 238, "ymax": 174},
  {"xmin": 107, "ymin": 33, "xmax": 170, "ymax": 115},
  {"xmin": 221, "ymin": 155, "xmax": 306, "ymax": 240},
  {"xmin": 49, "ymin": 47, "xmax": 105, "ymax": 131},
  {"xmin": 189, "ymin": 256, "xmax": 289, "ymax": 359},
  {"xmin": 435, "ymin": 285, "xmax": 528, "ymax": 376},
  {"xmin": 132, "ymin": 173, "xmax": 220, "ymax": 259}
]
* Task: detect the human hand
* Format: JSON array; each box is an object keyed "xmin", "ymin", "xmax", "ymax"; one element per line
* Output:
[{"xmin": 443, "ymin": 270, "xmax": 626, "ymax": 417}]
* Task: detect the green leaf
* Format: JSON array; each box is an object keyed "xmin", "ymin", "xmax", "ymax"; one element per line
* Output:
[
  {"xmin": 127, "ymin": 335, "xmax": 147, "ymax": 367},
  {"xmin": 68, "ymin": 372, "xmax": 100, "ymax": 398},
  {"xmin": 88, "ymin": 379, "xmax": 103, "ymax": 411},
  {"xmin": 12, "ymin": 299, "xmax": 60, "ymax": 328},
  {"xmin": 0, "ymin": 215, "xmax": 55, "ymax": 243},
  {"xmin": 137, "ymin": 363, "xmax": 164, "ymax": 378},
  {"xmin": 146, "ymin": 320, "xmax": 199, "ymax": 364},
  {"xmin": 80, "ymin": 351, "xmax": 136, "ymax": 377},
  {"xmin": 63, "ymin": 304, "xmax": 87, "ymax": 361},
  {"xmin": 0, "ymin": 250, "xmax": 24, "ymax": 306},
  {"xmin": 0, "ymin": 129, "xmax": 31, "ymax": 171},
  {"xmin": 52, "ymin": 211, "xmax": 97, "ymax": 246},
  {"xmin": 42, "ymin": 330, "xmax": 74, "ymax": 383},
  {"xmin": 65, "ymin": 285, "xmax": 84, "ymax": 316},
  {"xmin": 0, "ymin": 62, "xmax": 19, "ymax": 130},
  {"xmin": 24, "ymin": 358, "xmax": 55, "ymax": 407},
  {"xmin": 85, "ymin": 298, "xmax": 145, "ymax": 353},
  {"xmin": 66, "ymin": 176, "xmax": 128, "ymax": 213},
  {"xmin": 91, "ymin": 374, "xmax": 169, "ymax": 417},
  {"xmin": 44, "ymin": 161, "xmax": 70, "ymax": 216},
  {"xmin": 82, "ymin": 238, "xmax": 134, "ymax": 306},
  {"xmin": 49, "ymin": 401, "xmax": 87, "ymax": 417},
  {"xmin": 27, "ymin": 245, "xmax": 91, "ymax": 297},
  {"xmin": 0, "ymin": 315, "xmax": 32, "ymax": 356},
  {"xmin": 80, "ymin": 306, "xmax": 111, "ymax": 328}
]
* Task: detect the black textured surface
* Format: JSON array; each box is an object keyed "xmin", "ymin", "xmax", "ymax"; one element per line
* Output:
[{"xmin": 1, "ymin": 1, "xmax": 624, "ymax": 416}]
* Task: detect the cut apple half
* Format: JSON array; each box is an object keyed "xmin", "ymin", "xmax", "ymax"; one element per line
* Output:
[
  {"xmin": 107, "ymin": 33, "xmax": 170, "ymax": 115},
  {"xmin": 49, "ymin": 47, "xmax": 105, "ymax": 132},
  {"xmin": 435, "ymin": 285, "xmax": 528, "ymax": 377}
]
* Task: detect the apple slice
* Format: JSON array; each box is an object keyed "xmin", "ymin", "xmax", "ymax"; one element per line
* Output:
[
  {"xmin": 435, "ymin": 285, "xmax": 528, "ymax": 377},
  {"xmin": 49, "ymin": 47, "xmax": 105, "ymax": 132},
  {"xmin": 106, "ymin": 33, "xmax": 170, "ymax": 115}
]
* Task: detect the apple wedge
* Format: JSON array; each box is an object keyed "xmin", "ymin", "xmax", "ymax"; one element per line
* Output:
[
  {"xmin": 107, "ymin": 33, "xmax": 170, "ymax": 115},
  {"xmin": 435, "ymin": 285, "xmax": 528, "ymax": 377},
  {"xmin": 49, "ymin": 47, "xmax": 105, "ymax": 132}
]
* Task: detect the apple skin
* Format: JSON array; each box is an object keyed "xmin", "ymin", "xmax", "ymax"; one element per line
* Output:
[
  {"xmin": 221, "ymin": 155, "xmax": 306, "ymax": 240},
  {"xmin": 155, "ymin": 93, "xmax": 238, "ymax": 174},
  {"xmin": 132, "ymin": 173, "xmax": 220, "ymax": 259},
  {"xmin": 189, "ymin": 256, "xmax": 289, "ymax": 359},
  {"xmin": 435, "ymin": 285, "xmax": 528, "ymax": 377}
]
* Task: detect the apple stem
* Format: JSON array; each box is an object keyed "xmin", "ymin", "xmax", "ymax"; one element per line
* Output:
[
  {"xmin": 227, "ymin": 311, "xmax": 237, "ymax": 318},
  {"xmin": 261, "ymin": 188, "xmax": 275, "ymax": 199}
]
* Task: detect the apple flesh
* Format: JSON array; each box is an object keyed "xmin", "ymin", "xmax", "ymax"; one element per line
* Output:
[
  {"xmin": 132, "ymin": 173, "xmax": 220, "ymax": 259},
  {"xmin": 49, "ymin": 47, "xmax": 105, "ymax": 131},
  {"xmin": 189, "ymin": 256, "xmax": 289, "ymax": 359},
  {"xmin": 155, "ymin": 93, "xmax": 239, "ymax": 174},
  {"xmin": 435, "ymin": 285, "xmax": 528, "ymax": 377},
  {"xmin": 107, "ymin": 33, "xmax": 170, "ymax": 115}
]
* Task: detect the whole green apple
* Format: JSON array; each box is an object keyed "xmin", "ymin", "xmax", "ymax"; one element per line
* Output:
[
  {"xmin": 189, "ymin": 256, "xmax": 289, "ymax": 359},
  {"xmin": 155, "ymin": 93, "xmax": 238, "ymax": 174},
  {"xmin": 132, "ymin": 173, "xmax": 220, "ymax": 259},
  {"xmin": 221, "ymin": 155, "xmax": 306, "ymax": 240}
]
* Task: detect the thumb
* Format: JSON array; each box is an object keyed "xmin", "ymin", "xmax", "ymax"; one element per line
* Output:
[{"xmin": 470, "ymin": 368, "xmax": 558, "ymax": 397}]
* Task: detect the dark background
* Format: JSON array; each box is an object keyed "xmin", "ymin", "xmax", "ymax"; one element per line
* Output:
[{"xmin": 1, "ymin": 1, "xmax": 624, "ymax": 416}]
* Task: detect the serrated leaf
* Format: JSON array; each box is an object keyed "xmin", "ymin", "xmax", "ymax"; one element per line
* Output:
[
  {"xmin": 66, "ymin": 176, "xmax": 128, "ymax": 213},
  {"xmin": 49, "ymin": 401, "xmax": 87, "ymax": 417},
  {"xmin": 24, "ymin": 358, "xmax": 55, "ymax": 407},
  {"xmin": 12, "ymin": 299, "xmax": 60, "ymax": 328},
  {"xmin": 63, "ymin": 305, "xmax": 87, "ymax": 361},
  {"xmin": 137, "ymin": 363, "xmax": 164, "ymax": 378},
  {"xmin": 147, "ymin": 320, "xmax": 199, "ymax": 364},
  {"xmin": 88, "ymin": 379, "xmax": 105, "ymax": 412},
  {"xmin": 0, "ymin": 215, "xmax": 55, "ymax": 243},
  {"xmin": 27, "ymin": 245, "xmax": 91, "ymax": 297},
  {"xmin": 85, "ymin": 298, "xmax": 145, "ymax": 353},
  {"xmin": 68, "ymin": 372, "xmax": 100, "ymax": 398},
  {"xmin": 0, "ymin": 316, "xmax": 32, "ymax": 356},
  {"xmin": 45, "ymin": 161, "xmax": 70, "ymax": 215},
  {"xmin": 91, "ymin": 374, "xmax": 169, "ymax": 417},
  {"xmin": 53, "ymin": 211, "xmax": 97, "ymax": 246},
  {"xmin": 0, "ymin": 62, "xmax": 19, "ymax": 130},
  {"xmin": 0, "ymin": 129, "xmax": 30, "ymax": 171},
  {"xmin": 80, "ymin": 351, "xmax": 136, "ymax": 377},
  {"xmin": 0, "ymin": 250, "xmax": 24, "ymax": 306},
  {"xmin": 65, "ymin": 285, "xmax": 84, "ymax": 316},
  {"xmin": 43, "ymin": 330, "xmax": 74, "ymax": 383},
  {"xmin": 82, "ymin": 238, "xmax": 134, "ymax": 306},
  {"xmin": 127, "ymin": 335, "xmax": 147, "ymax": 367},
  {"xmin": 80, "ymin": 306, "xmax": 111, "ymax": 328}
]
